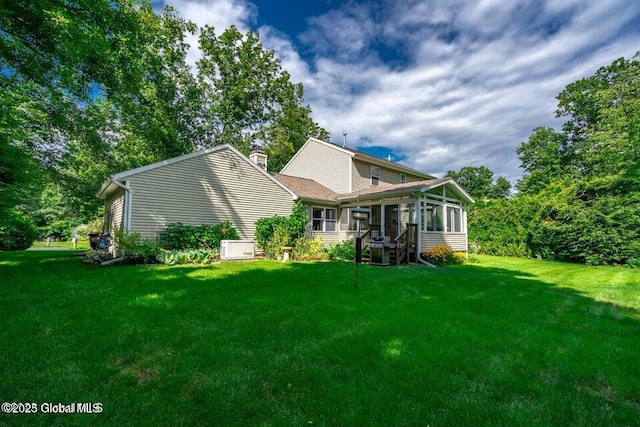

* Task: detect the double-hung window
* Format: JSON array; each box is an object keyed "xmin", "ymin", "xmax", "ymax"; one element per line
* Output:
[
  {"xmin": 312, "ymin": 207, "xmax": 337, "ymax": 231},
  {"xmin": 371, "ymin": 166, "xmax": 380, "ymax": 186}
]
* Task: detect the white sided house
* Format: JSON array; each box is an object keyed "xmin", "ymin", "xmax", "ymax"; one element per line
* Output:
[{"xmin": 98, "ymin": 137, "xmax": 474, "ymax": 263}]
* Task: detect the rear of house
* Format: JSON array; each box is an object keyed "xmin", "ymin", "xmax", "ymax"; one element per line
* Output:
[
  {"xmin": 277, "ymin": 138, "xmax": 474, "ymax": 255},
  {"xmin": 98, "ymin": 137, "xmax": 474, "ymax": 261}
]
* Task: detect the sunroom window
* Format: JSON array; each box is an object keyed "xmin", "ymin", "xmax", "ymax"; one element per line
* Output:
[
  {"xmin": 423, "ymin": 203, "xmax": 444, "ymax": 232},
  {"xmin": 447, "ymin": 206, "xmax": 462, "ymax": 232}
]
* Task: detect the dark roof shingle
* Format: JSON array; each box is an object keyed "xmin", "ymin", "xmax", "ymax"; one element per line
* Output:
[{"xmin": 271, "ymin": 173, "xmax": 339, "ymax": 203}]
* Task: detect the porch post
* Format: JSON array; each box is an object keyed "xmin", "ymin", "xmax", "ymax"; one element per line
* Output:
[
  {"xmin": 416, "ymin": 196, "xmax": 422, "ymax": 255},
  {"xmin": 380, "ymin": 202, "xmax": 386, "ymax": 237}
]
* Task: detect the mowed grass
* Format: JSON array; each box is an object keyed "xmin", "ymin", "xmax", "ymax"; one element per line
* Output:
[
  {"xmin": 1, "ymin": 252, "xmax": 639, "ymax": 426},
  {"xmin": 29, "ymin": 240, "xmax": 91, "ymax": 250}
]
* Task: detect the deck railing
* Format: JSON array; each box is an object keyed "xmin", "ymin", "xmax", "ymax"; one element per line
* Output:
[{"xmin": 392, "ymin": 223, "xmax": 418, "ymax": 265}]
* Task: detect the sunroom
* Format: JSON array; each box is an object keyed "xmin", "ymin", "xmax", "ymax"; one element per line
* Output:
[{"xmin": 335, "ymin": 178, "xmax": 475, "ymax": 258}]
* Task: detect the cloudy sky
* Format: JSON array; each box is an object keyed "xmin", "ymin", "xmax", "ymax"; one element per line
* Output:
[{"xmin": 159, "ymin": 0, "xmax": 640, "ymax": 182}]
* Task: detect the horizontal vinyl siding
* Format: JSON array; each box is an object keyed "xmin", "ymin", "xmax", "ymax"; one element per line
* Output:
[
  {"xmin": 421, "ymin": 232, "xmax": 468, "ymax": 252},
  {"xmin": 105, "ymin": 188, "xmax": 125, "ymax": 255},
  {"xmin": 281, "ymin": 140, "xmax": 351, "ymax": 193},
  {"xmin": 352, "ymin": 159, "xmax": 423, "ymax": 191},
  {"xmin": 351, "ymin": 160, "xmax": 371, "ymax": 192},
  {"xmin": 127, "ymin": 147, "xmax": 294, "ymax": 242},
  {"xmin": 105, "ymin": 188, "xmax": 125, "ymax": 233},
  {"xmin": 312, "ymin": 231, "xmax": 341, "ymax": 246}
]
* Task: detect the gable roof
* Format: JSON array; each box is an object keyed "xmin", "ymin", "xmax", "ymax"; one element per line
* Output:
[
  {"xmin": 271, "ymin": 173, "xmax": 339, "ymax": 205},
  {"xmin": 281, "ymin": 137, "xmax": 435, "ymax": 179},
  {"xmin": 97, "ymin": 144, "xmax": 297, "ymax": 199}
]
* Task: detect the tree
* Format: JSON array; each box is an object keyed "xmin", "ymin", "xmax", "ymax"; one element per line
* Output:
[
  {"xmin": 197, "ymin": 26, "xmax": 326, "ymax": 158},
  {"xmin": 516, "ymin": 127, "xmax": 570, "ymax": 195},
  {"xmin": 472, "ymin": 51, "xmax": 640, "ymax": 265},
  {"xmin": 0, "ymin": 0, "xmax": 157, "ymax": 223},
  {"xmin": 2, "ymin": 2, "xmax": 327, "ymax": 232},
  {"xmin": 0, "ymin": 0, "xmax": 152, "ymax": 101},
  {"xmin": 446, "ymin": 166, "xmax": 511, "ymax": 200}
]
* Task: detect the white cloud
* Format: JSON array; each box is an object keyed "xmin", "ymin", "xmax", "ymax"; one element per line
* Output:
[
  {"xmin": 287, "ymin": 0, "xmax": 640, "ymax": 182},
  {"xmin": 158, "ymin": 0, "xmax": 640, "ymax": 184},
  {"xmin": 160, "ymin": 0, "xmax": 256, "ymax": 66}
]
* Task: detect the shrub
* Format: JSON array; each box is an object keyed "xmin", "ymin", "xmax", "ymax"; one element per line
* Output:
[
  {"xmin": 156, "ymin": 249, "xmax": 219, "ymax": 265},
  {"xmin": 328, "ymin": 240, "xmax": 356, "ymax": 261},
  {"xmin": 0, "ymin": 210, "xmax": 38, "ymax": 250},
  {"xmin": 254, "ymin": 202, "xmax": 309, "ymax": 257},
  {"xmin": 159, "ymin": 221, "xmax": 239, "ymax": 250},
  {"xmin": 114, "ymin": 228, "xmax": 161, "ymax": 264},
  {"xmin": 421, "ymin": 244, "xmax": 462, "ymax": 266},
  {"xmin": 83, "ymin": 249, "xmax": 113, "ymax": 265},
  {"xmin": 292, "ymin": 236, "xmax": 329, "ymax": 261},
  {"xmin": 626, "ymin": 257, "xmax": 640, "ymax": 269},
  {"xmin": 255, "ymin": 215, "xmax": 289, "ymax": 256}
]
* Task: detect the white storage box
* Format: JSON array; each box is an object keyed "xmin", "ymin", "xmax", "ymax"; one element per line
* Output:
[{"xmin": 220, "ymin": 240, "xmax": 255, "ymax": 260}]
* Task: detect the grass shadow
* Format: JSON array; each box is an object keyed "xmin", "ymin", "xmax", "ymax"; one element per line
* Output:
[{"xmin": 1, "ymin": 252, "xmax": 639, "ymax": 426}]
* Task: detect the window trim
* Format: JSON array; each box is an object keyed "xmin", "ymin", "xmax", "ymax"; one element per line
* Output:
[
  {"xmin": 421, "ymin": 200, "xmax": 464, "ymax": 233},
  {"xmin": 312, "ymin": 206, "xmax": 337, "ymax": 232},
  {"xmin": 400, "ymin": 173, "xmax": 406, "ymax": 184}
]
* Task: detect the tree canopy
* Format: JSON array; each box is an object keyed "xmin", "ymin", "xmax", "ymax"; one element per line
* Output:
[
  {"xmin": 1, "ymin": 1, "xmax": 326, "ymax": 233},
  {"xmin": 470, "ymin": 52, "xmax": 640, "ymax": 265},
  {"xmin": 446, "ymin": 166, "xmax": 511, "ymax": 200}
]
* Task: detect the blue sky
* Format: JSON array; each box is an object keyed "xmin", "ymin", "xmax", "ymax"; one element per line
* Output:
[{"xmin": 160, "ymin": 0, "xmax": 640, "ymax": 182}]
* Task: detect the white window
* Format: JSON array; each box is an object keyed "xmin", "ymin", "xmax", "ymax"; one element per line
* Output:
[
  {"xmin": 400, "ymin": 173, "xmax": 406, "ymax": 183},
  {"xmin": 421, "ymin": 202, "xmax": 463, "ymax": 233},
  {"xmin": 447, "ymin": 206, "xmax": 462, "ymax": 232},
  {"xmin": 371, "ymin": 166, "xmax": 380, "ymax": 186},
  {"xmin": 422, "ymin": 203, "xmax": 444, "ymax": 232},
  {"xmin": 312, "ymin": 207, "xmax": 337, "ymax": 232}
]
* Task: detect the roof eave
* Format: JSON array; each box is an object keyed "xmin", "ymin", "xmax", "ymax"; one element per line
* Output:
[{"xmin": 338, "ymin": 188, "xmax": 422, "ymax": 202}]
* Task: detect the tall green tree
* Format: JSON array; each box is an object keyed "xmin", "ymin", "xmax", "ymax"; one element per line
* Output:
[
  {"xmin": 516, "ymin": 127, "xmax": 571, "ymax": 195},
  {"xmin": 555, "ymin": 54, "xmax": 640, "ymax": 193},
  {"xmin": 446, "ymin": 166, "xmax": 511, "ymax": 199},
  {"xmin": 197, "ymin": 26, "xmax": 325, "ymax": 158},
  {"xmin": 0, "ymin": 0, "xmax": 157, "ymax": 222},
  {"xmin": 474, "ymin": 52, "xmax": 640, "ymax": 265}
]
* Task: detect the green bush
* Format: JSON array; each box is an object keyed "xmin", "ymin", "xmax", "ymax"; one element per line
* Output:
[
  {"xmin": 156, "ymin": 249, "xmax": 219, "ymax": 265},
  {"xmin": 159, "ymin": 221, "xmax": 239, "ymax": 250},
  {"xmin": 292, "ymin": 236, "xmax": 329, "ymax": 261},
  {"xmin": 0, "ymin": 210, "xmax": 38, "ymax": 250},
  {"xmin": 254, "ymin": 202, "xmax": 309, "ymax": 257},
  {"xmin": 82, "ymin": 249, "xmax": 113, "ymax": 265},
  {"xmin": 626, "ymin": 257, "xmax": 640, "ymax": 269},
  {"xmin": 255, "ymin": 215, "xmax": 289, "ymax": 256},
  {"xmin": 421, "ymin": 244, "xmax": 462, "ymax": 266},
  {"xmin": 114, "ymin": 228, "xmax": 161, "ymax": 264},
  {"xmin": 328, "ymin": 240, "xmax": 356, "ymax": 261}
]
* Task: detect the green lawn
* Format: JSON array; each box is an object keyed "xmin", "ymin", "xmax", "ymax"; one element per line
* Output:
[
  {"xmin": 29, "ymin": 240, "xmax": 91, "ymax": 250},
  {"xmin": 1, "ymin": 252, "xmax": 639, "ymax": 426}
]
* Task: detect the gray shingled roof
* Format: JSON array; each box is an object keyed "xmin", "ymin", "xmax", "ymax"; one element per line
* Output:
[{"xmin": 271, "ymin": 173, "xmax": 340, "ymax": 203}]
